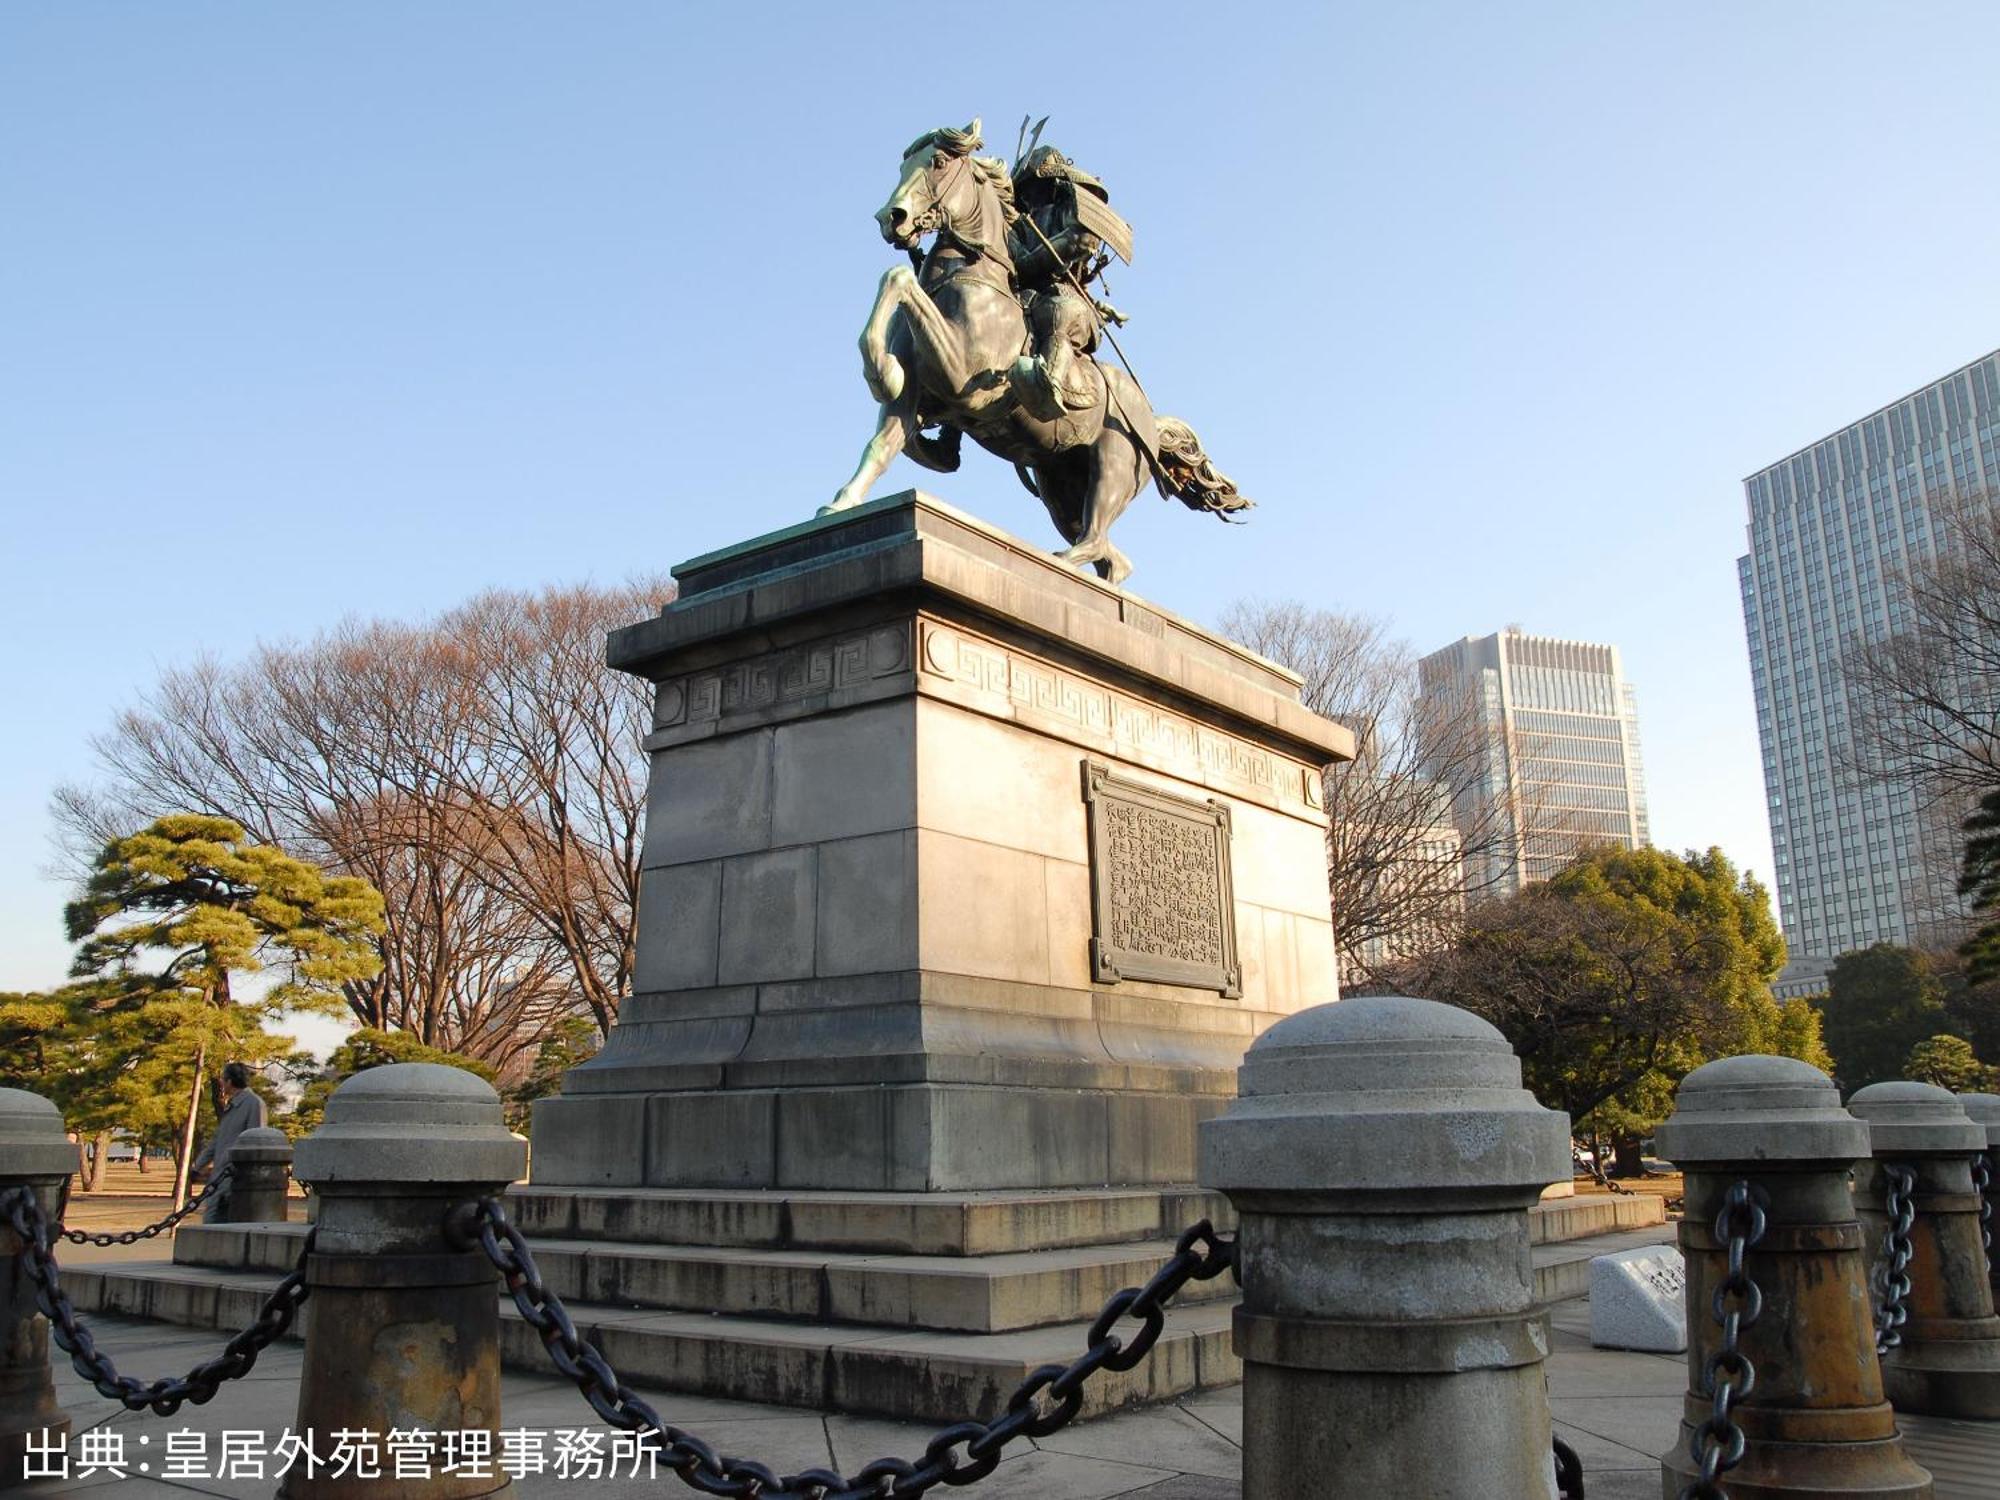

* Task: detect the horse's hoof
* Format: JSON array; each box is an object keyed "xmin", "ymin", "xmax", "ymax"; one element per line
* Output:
[{"xmin": 820, "ymin": 495, "xmax": 858, "ymax": 517}]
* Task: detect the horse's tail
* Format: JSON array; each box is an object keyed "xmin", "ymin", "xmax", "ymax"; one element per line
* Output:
[{"xmin": 1151, "ymin": 416, "xmax": 1253, "ymax": 520}]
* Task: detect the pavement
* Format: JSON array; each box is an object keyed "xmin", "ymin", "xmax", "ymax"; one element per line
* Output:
[{"xmin": 15, "ymin": 1293, "xmax": 1998, "ymax": 1499}]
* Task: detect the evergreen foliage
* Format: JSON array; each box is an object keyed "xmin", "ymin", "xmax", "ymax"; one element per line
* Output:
[
  {"xmin": 1393, "ymin": 845, "xmax": 1821, "ymax": 1162},
  {"xmin": 59, "ymin": 814, "xmax": 384, "ymax": 1200}
]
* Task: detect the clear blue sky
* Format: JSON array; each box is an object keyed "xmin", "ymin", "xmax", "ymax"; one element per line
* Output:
[{"xmin": 4, "ymin": 3, "xmax": 1996, "ymax": 998}]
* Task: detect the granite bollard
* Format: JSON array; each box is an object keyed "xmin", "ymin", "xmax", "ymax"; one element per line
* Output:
[
  {"xmin": 1200, "ymin": 994, "xmax": 1570, "ymax": 1500},
  {"xmin": 1958, "ymin": 1091, "xmax": 1998, "ymax": 1301},
  {"xmin": 214, "ymin": 1127, "xmax": 293, "ymax": 1225},
  {"xmin": 0, "ymin": 1090, "xmax": 77, "ymax": 1488},
  {"xmin": 1848, "ymin": 1080, "xmax": 2000, "ymax": 1419},
  {"xmin": 1653, "ymin": 1056, "xmax": 1931, "ymax": 1499},
  {"xmin": 285, "ymin": 1064, "xmax": 526, "ymax": 1500}
]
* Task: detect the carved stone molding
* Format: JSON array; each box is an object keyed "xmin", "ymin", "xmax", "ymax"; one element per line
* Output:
[
  {"xmin": 655, "ymin": 624, "xmax": 912, "ymax": 731},
  {"xmin": 1082, "ymin": 760, "xmax": 1240, "ymax": 996},
  {"xmin": 920, "ymin": 621, "xmax": 1319, "ymax": 813}
]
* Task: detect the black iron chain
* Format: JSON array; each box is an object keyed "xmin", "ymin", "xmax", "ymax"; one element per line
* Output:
[
  {"xmin": 1873, "ymin": 1163, "xmax": 1917, "ymax": 1356},
  {"xmin": 0, "ymin": 1183, "xmax": 313, "ymax": 1416},
  {"xmin": 1679, "ymin": 1180, "xmax": 1766, "ymax": 1500},
  {"xmin": 1973, "ymin": 1155, "xmax": 1992, "ymax": 1269},
  {"xmin": 454, "ymin": 1196, "xmax": 1235, "ymax": 1499},
  {"xmin": 1553, "ymin": 1433, "xmax": 1585, "ymax": 1499},
  {"xmin": 59, "ymin": 1166, "xmax": 233, "ymax": 1246}
]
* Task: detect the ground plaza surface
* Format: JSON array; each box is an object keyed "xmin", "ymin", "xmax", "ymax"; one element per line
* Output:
[{"xmin": 33, "ymin": 1198, "xmax": 1999, "ymax": 1500}]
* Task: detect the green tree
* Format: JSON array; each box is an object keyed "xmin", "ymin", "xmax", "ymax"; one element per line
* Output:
[
  {"xmin": 1902, "ymin": 1033, "xmax": 1996, "ymax": 1091},
  {"xmin": 503, "ymin": 1015, "xmax": 599, "ymax": 1133},
  {"xmin": 284, "ymin": 1027, "xmax": 494, "ymax": 1141},
  {"xmin": 1962, "ymin": 789, "xmax": 2000, "ymax": 985},
  {"xmin": 64, "ymin": 815, "xmax": 384, "ymax": 1205},
  {"xmin": 1394, "ymin": 846, "xmax": 1794, "ymax": 1173},
  {"xmin": 1812, "ymin": 944, "xmax": 1957, "ymax": 1093}
]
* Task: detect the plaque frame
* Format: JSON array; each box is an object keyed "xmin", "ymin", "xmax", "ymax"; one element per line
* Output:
[{"xmin": 1081, "ymin": 760, "xmax": 1241, "ymax": 996}]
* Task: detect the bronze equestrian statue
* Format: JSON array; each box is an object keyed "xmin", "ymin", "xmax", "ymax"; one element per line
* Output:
[{"xmin": 824, "ymin": 119, "xmax": 1250, "ymax": 586}]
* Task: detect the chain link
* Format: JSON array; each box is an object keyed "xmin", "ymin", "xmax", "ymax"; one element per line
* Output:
[
  {"xmin": 59, "ymin": 1166, "xmax": 234, "ymax": 1247},
  {"xmin": 1553, "ymin": 1433, "xmax": 1585, "ymax": 1499},
  {"xmin": 1679, "ymin": 1180, "xmax": 1766, "ymax": 1500},
  {"xmin": 1873, "ymin": 1163, "xmax": 1917, "ymax": 1356},
  {"xmin": 453, "ymin": 1196, "xmax": 1235, "ymax": 1499},
  {"xmin": 1973, "ymin": 1155, "xmax": 1992, "ymax": 1270},
  {"xmin": 0, "ymin": 1183, "xmax": 313, "ymax": 1416}
]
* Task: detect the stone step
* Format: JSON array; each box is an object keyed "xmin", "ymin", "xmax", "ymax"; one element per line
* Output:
[
  {"xmin": 497, "ymin": 1184, "xmax": 1237, "ymax": 1257},
  {"xmin": 68, "ymin": 1211, "xmax": 1676, "ymax": 1421},
  {"xmin": 495, "ymin": 1184, "xmax": 1663, "ymax": 1256},
  {"xmin": 57, "ymin": 1260, "xmax": 1238, "ymax": 1423},
  {"xmin": 174, "ymin": 1224, "xmax": 1236, "ymax": 1334},
  {"xmin": 172, "ymin": 1194, "xmax": 1667, "ymax": 1335}
]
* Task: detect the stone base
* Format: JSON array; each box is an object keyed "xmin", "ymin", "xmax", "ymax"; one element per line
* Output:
[
  {"xmin": 531, "ymin": 1079, "xmax": 1230, "ymax": 1191},
  {"xmin": 533, "ymin": 492, "xmax": 1353, "ymax": 1194},
  {"xmin": 1881, "ymin": 1334, "xmax": 2000, "ymax": 1420},
  {"xmin": 148, "ymin": 1190, "xmax": 1663, "ymax": 1423},
  {"xmin": 1659, "ymin": 1428, "xmax": 1934, "ymax": 1499}
]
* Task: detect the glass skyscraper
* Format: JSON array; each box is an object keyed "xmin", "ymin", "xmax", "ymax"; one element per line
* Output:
[
  {"xmin": 1416, "ymin": 629, "xmax": 1651, "ymax": 897},
  {"xmin": 1739, "ymin": 349, "xmax": 2000, "ymax": 981}
]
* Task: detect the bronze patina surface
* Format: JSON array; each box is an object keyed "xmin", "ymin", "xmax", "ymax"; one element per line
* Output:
[{"xmin": 825, "ymin": 119, "xmax": 1252, "ymax": 586}]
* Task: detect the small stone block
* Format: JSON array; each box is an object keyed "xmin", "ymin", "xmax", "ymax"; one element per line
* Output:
[{"xmin": 1588, "ymin": 1244, "xmax": 1686, "ymax": 1352}]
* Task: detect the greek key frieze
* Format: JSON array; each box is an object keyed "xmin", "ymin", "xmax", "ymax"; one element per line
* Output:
[
  {"xmin": 654, "ymin": 624, "xmax": 911, "ymax": 730},
  {"xmin": 919, "ymin": 623, "xmax": 1309, "ymax": 810}
]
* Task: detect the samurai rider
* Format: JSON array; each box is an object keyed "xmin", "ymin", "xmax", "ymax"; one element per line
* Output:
[{"xmin": 1003, "ymin": 144, "xmax": 1136, "ymax": 451}]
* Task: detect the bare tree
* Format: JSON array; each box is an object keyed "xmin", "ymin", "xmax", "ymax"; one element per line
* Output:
[
  {"xmin": 51, "ymin": 578, "xmax": 671, "ymax": 1071},
  {"xmin": 1219, "ymin": 601, "xmax": 1536, "ymax": 988},
  {"xmin": 1841, "ymin": 490, "xmax": 1999, "ymax": 944}
]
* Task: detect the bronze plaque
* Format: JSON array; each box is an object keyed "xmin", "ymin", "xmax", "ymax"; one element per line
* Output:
[{"xmin": 1081, "ymin": 761, "xmax": 1239, "ymax": 995}]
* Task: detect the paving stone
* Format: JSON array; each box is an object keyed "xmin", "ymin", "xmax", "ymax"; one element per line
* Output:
[
  {"xmin": 1544, "ymin": 1394, "xmax": 1682, "ymax": 1460},
  {"xmin": 1035, "ymin": 1406, "xmax": 1239, "ymax": 1479}
]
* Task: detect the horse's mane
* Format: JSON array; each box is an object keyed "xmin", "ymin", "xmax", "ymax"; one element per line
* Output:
[
  {"xmin": 967, "ymin": 156, "xmax": 1018, "ymax": 225},
  {"xmin": 904, "ymin": 126, "xmax": 1018, "ymax": 226}
]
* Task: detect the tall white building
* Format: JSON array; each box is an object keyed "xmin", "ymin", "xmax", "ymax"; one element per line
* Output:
[
  {"xmin": 1739, "ymin": 350, "xmax": 2000, "ymax": 974},
  {"xmin": 1416, "ymin": 629, "xmax": 1651, "ymax": 895}
]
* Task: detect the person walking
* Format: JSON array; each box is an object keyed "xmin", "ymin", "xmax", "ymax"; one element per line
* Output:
[{"xmin": 190, "ymin": 1062, "xmax": 266, "ymax": 1223}]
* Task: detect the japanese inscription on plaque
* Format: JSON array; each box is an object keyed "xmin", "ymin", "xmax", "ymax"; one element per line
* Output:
[{"xmin": 1081, "ymin": 761, "xmax": 1240, "ymax": 995}]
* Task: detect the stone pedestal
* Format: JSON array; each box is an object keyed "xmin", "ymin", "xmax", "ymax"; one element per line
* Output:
[
  {"xmin": 1849, "ymin": 1081, "xmax": 2000, "ymax": 1419},
  {"xmin": 1200, "ymin": 994, "xmax": 1573, "ymax": 1500},
  {"xmin": 0, "ymin": 1091, "xmax": 78, "ymax": 1489},
  {"xmin": 1654, "ymin": 1057, "xmax": 1932, "ymax": 1500},
  {"xmin": 533, "ymin": 492, "xmax": 1353, "ymax": 1191},
  {"xmin": 286, "ymin": 1065, "xmax": 526, "ymax": 1500}
]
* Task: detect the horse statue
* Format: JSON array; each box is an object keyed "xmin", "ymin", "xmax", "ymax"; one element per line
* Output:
[{"xmin": 822, "ymin": 119, "xmax": 1250, "ymax": 586}]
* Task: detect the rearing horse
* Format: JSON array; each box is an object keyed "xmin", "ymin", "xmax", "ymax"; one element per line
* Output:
[{"xmin": 823, "ymin": 120, "xmax": 1247, "ymax": 586}]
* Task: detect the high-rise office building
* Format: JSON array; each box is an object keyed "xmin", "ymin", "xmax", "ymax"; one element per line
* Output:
[
  {"xmin": 1416, "ymin": 629, "xmax": 1651, "ymax": 896},
  {"xmin": 1739, "ymin": 350, "xmax": 2000, "ymax": 980}
]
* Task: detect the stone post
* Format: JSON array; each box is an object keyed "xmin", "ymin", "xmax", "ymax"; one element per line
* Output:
[
  {"xmin": 1199, "ymin": 995, "xmax": 1570, "ymax": 1500},
  {"xmin": 285, "ymin": 1065, "xmax": 526, "ymax": 1500},
  {"xmin": 0, "ymin": 1090, "xmax": 79, "ymax": 1489},
  {"xmin": 212, "ymin": 1127, "xmax": 293, "ymax": 1224},
  {"xmin": 1848, "ymin": 1080, "xmax": 2000, "ymax": 1419},
  {"xmin": 1652, "ymin": 1057, "xmax": 1931, "ymax": 1498},
  {"xmin": 1959, "ymin": 1091, "xmax": 1999, "ymax": 1300}
]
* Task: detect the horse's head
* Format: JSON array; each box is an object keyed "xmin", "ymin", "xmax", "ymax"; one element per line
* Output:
[{"xmin": 877, "ymin": 119, "xmax": 1009, "ymax": 253}]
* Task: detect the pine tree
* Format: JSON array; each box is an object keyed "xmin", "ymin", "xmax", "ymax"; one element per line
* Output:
[{"xmin": 64, "ymin": 815, "xmax": 383, "ymax": 1205}]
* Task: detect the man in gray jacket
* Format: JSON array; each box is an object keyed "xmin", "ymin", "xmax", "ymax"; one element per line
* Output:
[{"xmin": 191, "ymin": 1062, "xmax": 266, "ymax": 1223}]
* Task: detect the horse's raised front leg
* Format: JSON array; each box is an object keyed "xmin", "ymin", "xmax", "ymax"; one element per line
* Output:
[
  {"xmin": 824, "ymin": 396, "xmax": 913, "ymax": 514},
  {"xmin": 859, "ymin": 267, "xmax": 910, "ymax": 404}
]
